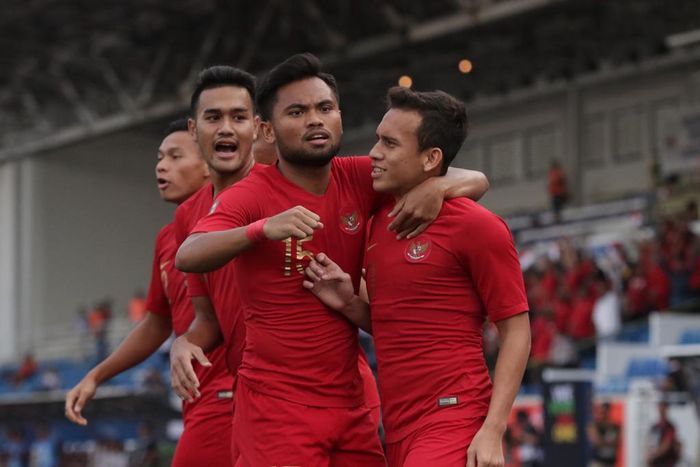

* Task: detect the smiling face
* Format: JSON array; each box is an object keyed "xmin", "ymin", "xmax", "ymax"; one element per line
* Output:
[
  {"xmin": 268, "ymin": 77, "xmax": 343, "ymax": 167},
  {"xmin": 155, "ymin": 131, "xmax": 209, "ymax": 204},
  {"xmin": 369, "ymin": 108, "xmax": 442, "ymax": 197},
  {"xmin": 189, "ymin": 85, "xmax": 257, "ymax": 176}
]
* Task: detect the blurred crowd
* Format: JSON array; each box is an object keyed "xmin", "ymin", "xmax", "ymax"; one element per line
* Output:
[
  {"xmin": 498, "ymin": 201, "xmax": 700, "ymax": 381},
  {"xmin": 0, "ymin": 422, "xmax": 162, "ymax": 467}
]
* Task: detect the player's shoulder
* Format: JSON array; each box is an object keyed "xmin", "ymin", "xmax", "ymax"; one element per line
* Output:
[
  {"xmin": 332, "ymin": 154, "xmax": 371, "ymax": 172},
  {"xmin": 216, "ymin": 164, "xmax": 274, "ymax": 203},
  {"xmin": 155, "ymin": 222, "xmax": 177, "ymax": 248},
  {"xmin": 176, "ymin": 183, "xmax": 213, "ymax": 219},
  {"xmin": 443, "ymin": 198, "xmax": 509, "ymax": 235}
]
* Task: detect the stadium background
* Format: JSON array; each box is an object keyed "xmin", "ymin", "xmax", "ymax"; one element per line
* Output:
[{"xmin": 1, "ymin": 0, "xmax": 700, "ymax": 465}]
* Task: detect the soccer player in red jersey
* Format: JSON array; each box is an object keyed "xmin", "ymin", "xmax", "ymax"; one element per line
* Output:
[
  {"xmin": 64, "ymin": 119, "xmax": 234, "ymax": 467},
  {"xmin": 169, "ymin": 66, "xmax": 261, "ymax": 396},
  {"xmin": 304, "ymin": 87, "xmax": 531, "ymax": 467},
  {"xmin": 175, "ymin": 54, "xmax": 489, "ymax": 466},
  {"xmin": 168, "ymin": 67, "xmax": 383, "ymax": 436}
]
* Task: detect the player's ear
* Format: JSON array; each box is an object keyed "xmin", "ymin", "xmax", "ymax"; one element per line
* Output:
[
  {"xmin": 253, "ymin": 115, "xmax": 261, "ymax": 141},
  {"xmin": 188, "ymin": 118, "xmax": 198, "ymax": 142},
  {"xmin": 423, "ymin": 147, "xmax": 443, "ymax": 173},
  {"xmin": 260, "ymin": 121, "xmax": 275, "ymax": 144}
]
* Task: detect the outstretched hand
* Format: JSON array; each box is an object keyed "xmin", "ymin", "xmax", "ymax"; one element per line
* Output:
[{"xmin": 65, "ymin": 376, "xmax": 98, "ymax": 426}]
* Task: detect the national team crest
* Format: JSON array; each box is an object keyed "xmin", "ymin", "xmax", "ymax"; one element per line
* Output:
[
  {"xmin": 339, "ymin": 209, "xmax": 362, "ymax": 235},
  {"xmin": 405, "ymin": 237, "xmax": 432, "ymax": 263}
]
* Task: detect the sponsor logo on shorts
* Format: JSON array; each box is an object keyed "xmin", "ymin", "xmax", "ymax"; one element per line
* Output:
[
  {"xmin": 405, "ymin": 237, "xmax": 432, "ymax": 263},
  {"xmin": 339, "ymin": 209, "xmax": 362, "ymax": 235},
  {"xmin": 437, "ymin": 396, "xmax": 459, "ymax": 407}
]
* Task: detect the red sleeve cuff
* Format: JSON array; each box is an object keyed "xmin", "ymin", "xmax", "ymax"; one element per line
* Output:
[{"xmin": 489, "ymin": 302, "xmax": 529, "ymax": 323}]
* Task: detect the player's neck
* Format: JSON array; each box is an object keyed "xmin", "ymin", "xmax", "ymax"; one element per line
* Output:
[
  {"xmin": 391, "ymin": 175, "xmax": 432, "ymax": 200},
  {"xmin": 211, "ymin": 158, "xmax": 255, "ymax": 197},
  {"xmin": 276, "ymin": 159, "xmax": 331, "ymax": 196},
  {"xmin": 172, "ymin": 181, "xmax": 208, "ymax": 206}
]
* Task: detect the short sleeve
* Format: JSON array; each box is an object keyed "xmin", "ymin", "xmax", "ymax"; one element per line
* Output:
[
  {"xmin": 455, "ymin": 208, "xmax": 528, "ymax": 322},
  {"xmin": 172, "ymin": 203, "xmax": 190, "ymax": 247},
  {"xmin": 145, "ymin": 231, "xmax": 171, "ymax": 316},
  {"xmin": 192, "ymin": 183, "xmax": 261, "ymax": 234},
  {"xmin": 186, "ymin": 273, "xmax": 209, "ymax": 298}
]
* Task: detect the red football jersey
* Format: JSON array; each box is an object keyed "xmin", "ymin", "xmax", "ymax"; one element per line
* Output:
[
  {"xmin": 144, "ymin": 223, "xmax": 233, "ymax": 415},
  {"xmin": 173, "ymin": 173, "xmax": 263, "ymax": 374},
  {"xmin": 193, "ymin": 156, "xmax": 379, "ymax": 407},
  {"xmin": 365, "ymin": 198, "xmax": 528, "ymax": 443}
]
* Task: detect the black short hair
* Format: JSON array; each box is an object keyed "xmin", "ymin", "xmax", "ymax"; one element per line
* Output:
[
  {"xmin": 256, "ymin": 53, "xmax": 339, "ymax": 121},
  {"xmin": 164, "ymin": 118, "xmax": 189, "ymax": 136},
  {"xmin": 190, "ymin": 66, "xmax": 256, "ymax": 116},
  {"xmin": 386, "ymin": 86, "xmax": 468, "ymax": 175}
]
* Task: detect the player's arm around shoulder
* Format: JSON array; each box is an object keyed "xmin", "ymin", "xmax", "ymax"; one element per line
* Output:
[{"xmin": 388, "ymin": 168, "xmax": 489, "ymax": 240}]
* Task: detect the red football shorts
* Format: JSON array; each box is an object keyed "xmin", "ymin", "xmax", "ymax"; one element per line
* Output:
[
  {"xmin": 385, "ymin": 416, "xmax": 485, "ymax": 467},
  {"xmin": 232, "ymin": 381, "xmax": 386, "ymax": 467},
  {"xmin": 172, "ymin": 392, "xmax": 235, "ymax": 467}
]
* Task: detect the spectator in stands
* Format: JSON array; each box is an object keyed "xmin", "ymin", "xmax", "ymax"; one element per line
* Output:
[
  {"xmin": 74, "ymin": 306, "xmax": 89, "ymax": 360},
  {"xmin": 661, "ymin": 220, "xmax": 698, "ymax": 308},
  {"xmin": 29, "ymin": 424, "xmax": 57, "ymax": 467},
  {"xmin": 592, "ymin": 272, "xmax": 621, "ymax": 341},
  {"xmin": 646, "ymin": 401, "xmax": 681, "ymax": 467},
  {"xmin": 588, "ymin": 402, "xmax": 621, "ymax": 467},
  {"xmin": 130, "ymin": 421, "xmax": 160, "ymax": 467},
  {"xmin": 688, "ymin": 255, "xmax": 700, "ymax": 296},
  {"xmin": 662, "ymin": 358, "xmax": 688, "ymax": 393},
  {"xmin": 529, "ymin": 312, "xmax": 556, "ymax": 367},
  {"xmin": 9, "ymin": 353, "xmax": 37, "ymax": 387},
  {"xmin": 510, "ymin": 410, "xmax": 542, "ymax": 467},
  {"xmin": 88, "ymin": 299, "xmax": 113, "ymax": 362},
  {"xmin": 567, "ymin": 283, "xmax": 596, "ymax": 341},
  {"xmin": 547, "ymin": 159, "xmax": 568, "ymax": 222},
  {"xmin": 552, "ymin": 286, "xmax": 573, "ymax": 334},
  {"xmin": 3, "ymin": 428, "xmax": 27, "ymax": 467},
  {"xmin": 625, "ymin": 265, "xmax": 651, "ymax": 319},
  {"xmin": 38, "ymin": 367, "xmax": 60, "ymax": 392},
  {"xmin": 128, "ymin": 289, "xmax": 147, "ymax": 324}
]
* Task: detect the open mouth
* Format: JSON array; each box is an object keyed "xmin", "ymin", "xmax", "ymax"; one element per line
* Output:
[
  {"xmin": 215, "ymin": 141, "xmax": 239, "ymax": 155},
  {"xmin": 157, "ymin": 177, "xmax": 169, "ymax": 189}
]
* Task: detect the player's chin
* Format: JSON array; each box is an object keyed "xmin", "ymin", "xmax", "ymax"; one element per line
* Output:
[
  {"xmin": 158, "ymin": 187, "xmax": 178, "ymax": 203},
  {"xmin": 371, "ymin": 179, "xmax": 391, "ymax": 193},
  {"xmin": 213, "ymin": 158, "xmax": 245, "ymax": 173}
]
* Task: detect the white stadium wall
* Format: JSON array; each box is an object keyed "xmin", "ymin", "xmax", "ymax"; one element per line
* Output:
[
  {"xmin": 0, "ymin": 162, "xmax": 19, "ymax": 363},
  {"xmin": 11, "ymin": 126, "xmax": 173, "ymax": 361},
  {"xmin": 342, "ymin": 58, "xmax": 700, "ymax": 217}
]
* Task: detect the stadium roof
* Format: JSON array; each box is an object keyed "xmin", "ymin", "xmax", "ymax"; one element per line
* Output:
[{"xmin": 2, "ymin": 0, "xmax": 700, "ymax": 160}]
